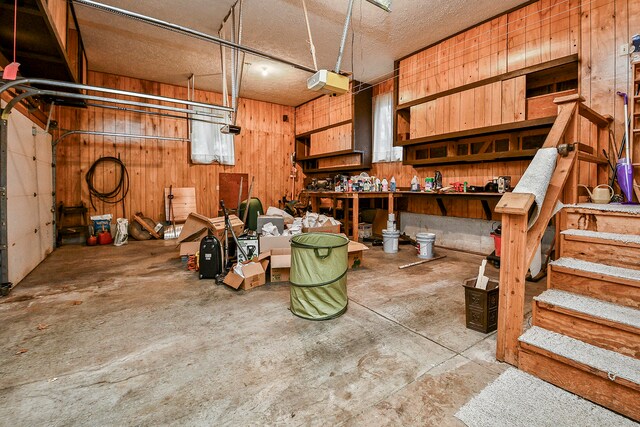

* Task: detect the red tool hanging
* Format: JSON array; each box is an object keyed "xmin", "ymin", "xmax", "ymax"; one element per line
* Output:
[{"xmin": 3, "ymin": 0, "xmax": 21, "ymax": 80}]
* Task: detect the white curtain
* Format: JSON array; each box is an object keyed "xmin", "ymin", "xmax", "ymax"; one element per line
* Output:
[
  {"xmin": 372, "ymin": 92, "xmax": 402, "ymax": 163},
  {"xmin": 190, "ymin": 107, "xmax": 235, "ymax": 165}
]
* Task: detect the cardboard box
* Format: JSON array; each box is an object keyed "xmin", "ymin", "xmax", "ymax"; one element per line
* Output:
[
  {"xmin": 259, "ymin": 235, "xmax": 292, "ymax": 252},
  {"xmin": 223, "ymin": 255, "xmax": 270, "ymax": 290},
  {"xmin": 263, "ymin": 240, "xmax": 367, "ymax": 283},
  {"xmin": 347, "ymin": 241, "xmax": 368, "ymax": 269},
  {"xmin": 270, "ymin": 247, "xmax": 291, "ymax": 283},
  {"xmin": 302, "ymin": 224, "xmax": 341, "ymax": 234},
  {"xmin": 178, "ymin": 212, "xmax": 244, "ymax": 243},
  {"xmin": 179, "ymin": 241, "xmax": 200, "ymax": 256}
]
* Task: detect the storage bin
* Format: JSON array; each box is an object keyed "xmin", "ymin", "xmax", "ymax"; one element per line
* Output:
[{"xmin": 462, "ymin": 277, "xmax": 499, "ymax": 333}]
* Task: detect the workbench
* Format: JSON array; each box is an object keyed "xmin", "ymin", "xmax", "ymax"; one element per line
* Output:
[
  {"xmin": 304, "ymin": 190, "xmax": 504, "ymax": 241},
  {"xmin": 397, "ymin": 191, "xmax": 503, "ymax": 221}
]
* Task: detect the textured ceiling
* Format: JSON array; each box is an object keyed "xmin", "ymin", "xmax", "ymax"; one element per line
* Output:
[{"xmin": 75, "ymin": 0, "xmax": 527, "ymax": 106}]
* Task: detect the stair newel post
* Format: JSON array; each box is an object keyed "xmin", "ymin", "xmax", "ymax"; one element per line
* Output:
[{"xmin": 495, "ymin": 193, "xmax": 535, "ymax": 365}]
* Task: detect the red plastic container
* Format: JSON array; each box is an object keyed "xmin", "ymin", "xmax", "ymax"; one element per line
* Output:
[{"xmin": 491, "ymin": 233, "xmax": 501, "ymax": 257}]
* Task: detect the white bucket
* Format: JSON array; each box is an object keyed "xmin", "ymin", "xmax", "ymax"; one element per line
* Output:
[
  {"xmin": 382, "ymin": 229, "xmax": 400, "ymax": 254},
  {"xmin": 416, "ymin": 232, "xmax": 436, "ymax": 259}
]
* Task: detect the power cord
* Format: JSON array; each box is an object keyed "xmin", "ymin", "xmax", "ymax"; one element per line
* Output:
[{"xmin": 85, "ymin": 156, "xmax": 130, "ymax": 214}]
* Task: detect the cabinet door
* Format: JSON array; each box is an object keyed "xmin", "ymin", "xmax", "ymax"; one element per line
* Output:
[
  {"xmin": 295, "ymin": 102, "xmax": 313, "ymax": 135},
  {"xmin": 501, "ymin": 76, "xmax": 526, "ymax": 124},
  {"xmin": 312, "ymin": 95, "xmax": 330, "ymax": 130},
  {"xmin": 309, "ymin": 123, "xmax": 353, "ymax": 156},
  {"xmin": 329, "ymin": 93, "xmax": 352, "ymax": 125}
]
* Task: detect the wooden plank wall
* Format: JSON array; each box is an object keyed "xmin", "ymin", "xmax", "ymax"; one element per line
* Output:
[
  {"xmin": 397, "ymin": 0, "xmax": 580, "ymax": 106},
  {"xmin": 295, "ymin": 92, "xmax": 352, "ymax": 135},
  {"xmin": 46, "ymin": 0, "xmax": 68, "ymax": 50},
  {"xmin": 367, "ymin": 0, "xmax": 639, "ymax": 219},
  {"xmin": 309, "ymin": 123, "xmax": 353, "ymax": 155},
  {"xmin": 369, "ymin": 73, "xmax": 529, "ymax": 218},
  {"xmin": 53, "ymin": 71, "xmax": 302, "ymax": 222},
  {"xmin": 409, "ymin": 76, "xmax": 526, "ymax": 139}
]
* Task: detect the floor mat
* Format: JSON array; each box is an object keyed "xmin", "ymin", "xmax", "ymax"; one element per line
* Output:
[{"xmin": 455, "ymin": 368, "xmax": 636, "ymax": 427}]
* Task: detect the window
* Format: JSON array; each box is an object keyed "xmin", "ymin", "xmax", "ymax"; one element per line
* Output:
[
  {"xmin": 372, "ymin": 92, "xmax": 402, "ymax": 163},
  {"xmin": 190, "ymin": 107, "xmax": 235, "ymax": 165}
]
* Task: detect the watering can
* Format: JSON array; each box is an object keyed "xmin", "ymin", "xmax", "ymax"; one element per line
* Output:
[{"xmin": 579, "ymin": 184, "xmax": 614, "ymax": 204}]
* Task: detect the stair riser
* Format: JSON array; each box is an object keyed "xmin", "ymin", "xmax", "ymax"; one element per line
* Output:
[
  {"xmin": 518, "ymin": 348, "xmax": 640, "ymax": 421},
  {"xmin": 562, "ymin": 209, "xmax": 640, "ymax": 235},
  {"xmin": 549, "ymin": 267, "xmax": 640, "ymax": 309},
  {"xmin": 560, "ymin": 236, "xmax": 640, "ymax": 271},
  {"xmin": 534, "ymin": 302, "xmax": 640, "ymax": 359}
]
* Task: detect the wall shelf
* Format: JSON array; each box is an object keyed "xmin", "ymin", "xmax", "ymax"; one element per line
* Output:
[
  {"xmin": 296, "ymin": 149, "xmax": 364, "ymax": 161},
  {"xmin": 295, "ymin": 83, "xmax": 373, "ymax": 175}
]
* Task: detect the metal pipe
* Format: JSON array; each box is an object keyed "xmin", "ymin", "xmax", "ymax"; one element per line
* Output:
[
  {"xmin": 52, "ymin": 130, "xmax": 191, "ymax": 147},
  {"xmin": 84, "ymin": 102, "xmax": 227, "ymax": 125},
  {"xmin": 230, "ymin": 6, "xmax": 238, "ymax": 116},
  {"xmin": 335, "ymin": 0, "xmax": 355, "ymax": 73},
  {"xmin": 0, "ymin": 77, "xmax": 232, "ymax": 113},
  {"xmin": 2, "ymin": 88, "xmax": 228, "ymax": 120},
  {"xmin": 72, "ymin": 0, "xmax": 317, "ymax": 74},
  {"xmin": 0, "ymin": 118, "xmax": 8, "ymax": 288}
]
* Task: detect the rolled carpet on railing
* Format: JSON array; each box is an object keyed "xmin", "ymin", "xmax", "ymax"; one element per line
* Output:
[{"xmin": 511, "ymin": 147, "xmax": 558, "ymax": 276}]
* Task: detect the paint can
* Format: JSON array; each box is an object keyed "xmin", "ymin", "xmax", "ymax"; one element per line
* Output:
[
  {"xmin": 416, "ymin": 232, "xmax": 436, "ymax": 259},
  {"xmin": 382, "ymin": 229, "xmax": 400, "ymax": 254}
]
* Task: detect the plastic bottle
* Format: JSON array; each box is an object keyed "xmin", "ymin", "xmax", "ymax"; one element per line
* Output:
[
  {"xmin": 382, "ymin": 178, "xmax": 388, "ymax": 192},
  {"xmin": 390, "ymin": 177, "xmax": 396, "ymax": 192}
]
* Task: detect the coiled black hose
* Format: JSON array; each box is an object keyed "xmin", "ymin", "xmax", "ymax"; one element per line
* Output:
[{"xmin": 85, "ymin": 156, "xmax": 129, "ymax": 212}]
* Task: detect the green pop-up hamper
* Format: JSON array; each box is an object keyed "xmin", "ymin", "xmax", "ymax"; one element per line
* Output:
[{"xmin": 290, "ymin": 233, "xmax": 349, "ymax": 320}]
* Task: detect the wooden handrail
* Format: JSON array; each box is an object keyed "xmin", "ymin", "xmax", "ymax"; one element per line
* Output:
[{"xmin": 495, "ymin": 95, "xmax": 612, "ymax": 365}]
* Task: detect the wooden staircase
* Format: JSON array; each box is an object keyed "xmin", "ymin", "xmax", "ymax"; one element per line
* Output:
[
  {"xmin": 518, "ymin": 204, "xmax": 640, "ymax": 420},
  {"xmin": 494, "ymin": 95, "xmax": 640, "ymax": 421}
]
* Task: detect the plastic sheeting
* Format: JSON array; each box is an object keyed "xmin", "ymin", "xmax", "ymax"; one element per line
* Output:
[
  {"xmin": 290, "ymin": 233, "xmax": 349, "ymax": 320},
  {"xmin": 190, "ymin": 107, "xmax": 234, "ymax": 165}
]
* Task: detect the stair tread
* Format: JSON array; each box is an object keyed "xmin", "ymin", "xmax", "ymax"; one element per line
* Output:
[
  {"xmin": 550, "ymin": 257, "xmax": 640, "ymax": 282},
  {"xmin": 561, "ymin": 229, "xmax": 640, "ymax": 245},
  {"xmin": 564, "ymin": 203, "xmax": 640, "ymax": 215},
  {"xmin": 519, "ymin": 327, "xmax": 640, "ymax": 385},
  {"xmin": 535, "ymin": 290, "xmax": 640, "ymax": 329}
]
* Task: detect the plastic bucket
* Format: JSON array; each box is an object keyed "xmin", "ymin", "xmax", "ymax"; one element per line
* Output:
[
  {"xmin": 416, "ymin": 232, "xmax": 436, "ymax": 259},
  {"xmin": 382, "ymin": 229, "xmax": 400, "ymax": 254},
  {"xmin": 290, "ymin": 233, "xmax": 349, "ymax": 320}
]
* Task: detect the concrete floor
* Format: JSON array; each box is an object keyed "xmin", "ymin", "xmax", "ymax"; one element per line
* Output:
[{"xmin": 0, "ymin": 240, "xmax": 544, "ymax": 426}]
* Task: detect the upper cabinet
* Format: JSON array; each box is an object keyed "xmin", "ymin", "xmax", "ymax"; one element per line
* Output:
[
  {"xmin": 394, "ymin": 0, "xmax": 580, "ymax": 165},
  {"xmin": 0, "ymin": 0, "xmax": 87, "ymax": 84},
  {"xmin": 397, "ymin": 1, "xmax": 579, "ymax": 107},
  {"xmin": 295, "ymin": 84, "xmax": 373, "ymax": 174}
]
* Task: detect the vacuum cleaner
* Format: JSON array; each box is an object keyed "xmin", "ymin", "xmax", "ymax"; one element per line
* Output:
[{"xmin": 616, "ymin": 92, "xmax": 637, "ymax": 204}]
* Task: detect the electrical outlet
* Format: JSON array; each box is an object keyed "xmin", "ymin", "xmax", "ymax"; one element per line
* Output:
[{"xmin": 619, "ymin": 43, "xmax": 629, "ymax": 56}]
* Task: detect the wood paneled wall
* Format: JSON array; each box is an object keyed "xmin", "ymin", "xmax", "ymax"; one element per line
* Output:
[
  {"xmin": 397, "ymin": 0, "xmax": 579, "ymax": 105},
  {"xmin": 54, "ymin": 71, "xmax": 302, "ymax": 222},
  {"xmin": 409, "ymin": 76, "xmax": 526, "ymax": 139},
  {"xmin": 369, "ymin": 0, "xmax": 639, "ymax": 219}
]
